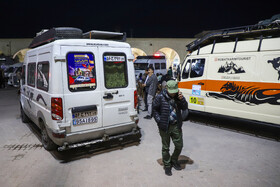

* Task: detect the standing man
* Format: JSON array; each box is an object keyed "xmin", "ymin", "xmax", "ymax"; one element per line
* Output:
[
  {"xmin": 152, "ymin": 80, "xmax": 188, "ymax": 176},
  {"xmin": 0, "ymin": 67, "xmax": 4, "ymax": 88},
  {"xmin": 143, "ymin": 66, "xmax": 158, "ymax": 119},
  {"xmin": 167, "ymin": 67, "xmax": 173, "ymax": 79},
  {"xmin": 142, "ymin": 68, "xmax": 149, "ymax": 111}
]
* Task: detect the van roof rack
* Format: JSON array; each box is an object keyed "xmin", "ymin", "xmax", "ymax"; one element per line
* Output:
[
  {"xmin": 83, "ymin": 30, "xmax": 126, "ymax": 42},
  {"xmin": 187, "ymin": 19, "xmax": 280, "ymax": 52},
  {"xmin": 29, "ymin": 28, "xmax": 127, "ymax": 48},
  {"xmin": 136, "ymin": 55, "xmax": 165, "ymax": 59}
]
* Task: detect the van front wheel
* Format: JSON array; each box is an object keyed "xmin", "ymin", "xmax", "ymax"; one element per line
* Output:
[{"xmin": 41, "ymin": 123, "xmax": 57, "ymax": 151}]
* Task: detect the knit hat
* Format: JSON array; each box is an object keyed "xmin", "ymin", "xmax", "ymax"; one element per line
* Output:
[{"xmin": 166, "ymin": 80, "xmax": 178, "ymax": 93}]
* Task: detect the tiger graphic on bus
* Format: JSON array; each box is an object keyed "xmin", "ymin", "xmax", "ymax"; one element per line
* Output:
[{"xmin": 206, "ymin": 81, "xmax": 280, "ymax": 105}]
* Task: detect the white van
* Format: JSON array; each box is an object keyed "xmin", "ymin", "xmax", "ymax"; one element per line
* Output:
[
  {"xmin": 179, "ymin": 25, "xmax": 280, "ymax": 125},
  {"xmin": 134, "ymin": 55, "xmax": 167, "ymax": 78},
  {"xmin": 20, "ymin": 28, "xmax": 140, "ymax": 151}
]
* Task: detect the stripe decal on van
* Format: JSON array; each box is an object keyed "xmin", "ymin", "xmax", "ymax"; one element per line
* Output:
[
  {"xmin": 36, "ymin": 94, "xmax": 47, "ymax": 106},
  {"xmin": 207, "ymin": 82, "xmax": 280, "ymax": 105},
  {"xmin": 178, "ymin": 80, "xmax": 280, "ymax": 105}
]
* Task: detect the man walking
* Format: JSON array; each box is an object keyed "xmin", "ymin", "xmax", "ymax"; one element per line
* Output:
[
  {"xmin": 143, "ymin": 66, "xmax": 158, "ymax": 119},
  {"xmin": 152, "ymin": 80, "xmax": 188, "ymax": 176}
]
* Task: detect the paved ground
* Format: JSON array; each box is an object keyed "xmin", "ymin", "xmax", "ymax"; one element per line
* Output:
[{"xmin": 0, "ymin": 87, "xmax": 280, "ymax": 187}]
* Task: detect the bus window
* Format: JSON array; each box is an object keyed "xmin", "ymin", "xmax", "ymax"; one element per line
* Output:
[
  {"xmin": 161, "ymin": 63, "xmax": 166, "ymax": 70},
  {"xmin": 155, "ymin": 63, "xmax": 160, "ymax": 70},
  {"xmin": 134, "ymin": 63, "xmax": 148, "ymax": 70}
]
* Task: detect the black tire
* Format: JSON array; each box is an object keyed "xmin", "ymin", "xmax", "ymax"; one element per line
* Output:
[
  {"xmin": 41, "ymin": 122, "xmax": 57, "ymax": 151},
  {"xmin": 20, "ymin": 106, "xmax": 29, "ymax": 123}
]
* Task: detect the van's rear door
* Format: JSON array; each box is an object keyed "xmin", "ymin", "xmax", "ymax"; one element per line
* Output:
[
  {"xmin": 61, "ymin": 46, "xmax": 103, "ymax": 133},
  {"xmin": 99, "ymin": 47, "xmax": 135, "ymax": 128}
]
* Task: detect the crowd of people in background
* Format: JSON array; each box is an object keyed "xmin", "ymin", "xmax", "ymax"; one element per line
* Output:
[{"xmin": 136, "ymin": 64, "xmax": 181, "ymax": 116}]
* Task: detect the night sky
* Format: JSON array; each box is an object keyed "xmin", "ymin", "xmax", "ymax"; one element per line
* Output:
[{"xmin": 1, "ymin": 0, "xmax": 279, "ymax": 38}]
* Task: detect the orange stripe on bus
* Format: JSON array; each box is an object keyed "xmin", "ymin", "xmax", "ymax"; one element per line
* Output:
[{"xmin": 178, "ymin": 80, "xmax": 280, "ymax": 92}]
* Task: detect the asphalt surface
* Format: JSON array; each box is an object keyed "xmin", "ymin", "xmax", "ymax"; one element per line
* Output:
[{"xmin": 0, "ymin": 87, "xmax": 280, "ymax": 187}]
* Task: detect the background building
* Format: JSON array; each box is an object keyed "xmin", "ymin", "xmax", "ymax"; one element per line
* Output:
[{"xmin": 0, "ymin": 38, "xmax": 195, "ymax": 67}]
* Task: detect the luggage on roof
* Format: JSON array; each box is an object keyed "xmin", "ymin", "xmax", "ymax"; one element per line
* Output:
[
  {"xmin": 29, "ymin": 27, "xmax": 127, "ymax": 48},
  {"xmin": 29, "ymin": 27, "xmax": 83, "ymax": 48}
]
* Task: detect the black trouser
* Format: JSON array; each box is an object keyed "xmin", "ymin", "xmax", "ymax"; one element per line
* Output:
[
  {"xmin": 144, "ymin": 90, "xmax": 148, "ymax": 110},
  {"xmin": 159, "ymin": 124, "xmax": 183, "ymax": 168},
  {"xmin": 0, "ymin": 78, "xmax": 5, "ymax": 88}
]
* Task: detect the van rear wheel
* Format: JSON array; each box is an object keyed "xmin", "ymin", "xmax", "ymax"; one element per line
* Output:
[{"xmin": 41, "ymin": 123, "xmax": 57, "ymax": 151}]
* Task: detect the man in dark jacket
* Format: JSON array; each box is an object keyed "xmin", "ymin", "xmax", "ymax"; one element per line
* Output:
[
  {"xmin": 143, "ymin": 66, "xmax": 158, "ymax": 119},
  {"xmin": 142, "ymin": 68, "xmax": 149, "ymax": 111},
  {"xmin": 153, "ymin": 80, "xmax": 188, "ymax": 176}
]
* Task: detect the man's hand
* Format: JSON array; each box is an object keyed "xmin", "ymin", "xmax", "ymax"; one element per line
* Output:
[{"xmin": 178, "ymin": 91, "xmax": 183, "ymax": 100}]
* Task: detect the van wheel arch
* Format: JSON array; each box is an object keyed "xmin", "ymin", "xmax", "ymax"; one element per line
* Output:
[{"xmin": 39, "ymin": 118, "xmax": 57, "ymax": 151}]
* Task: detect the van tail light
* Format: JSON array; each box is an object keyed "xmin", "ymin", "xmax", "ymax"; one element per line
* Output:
[
  {"xmin": 51, "ymin": 97, "xmax": 63, "ymax": 120},
  {"xmin": 134, "ymin": 90, "xmax": 138, "ymax": 109}
]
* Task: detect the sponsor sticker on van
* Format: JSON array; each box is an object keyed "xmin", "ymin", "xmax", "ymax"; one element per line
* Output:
[{"xmin": 67, "ymin": 52, "xmax": 96, "ymax": 90}]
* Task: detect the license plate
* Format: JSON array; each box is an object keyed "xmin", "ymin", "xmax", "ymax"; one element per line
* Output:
[
  {"xmin": 73, "ymin": 116, "xmax": 98, "ymax": 126},
  {"xmin": 73, "ymin": 110, "xmax": 97, "ymax": 118}
]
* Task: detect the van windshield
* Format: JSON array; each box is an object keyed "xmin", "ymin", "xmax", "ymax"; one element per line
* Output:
[
  {"xmin": 134, "ymin": 63, "xmax": 148, "ymax": 70},
  {"xmin": 67, "ymin": 52, "xmax": 96, "ymax": 92}
]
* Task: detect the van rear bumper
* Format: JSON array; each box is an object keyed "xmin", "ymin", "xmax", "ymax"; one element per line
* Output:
[
  {"xmin": 57, "ymin": 126, "xmax": 141, "ymax": 151},
  {"xmin": 49, "ymin": 121, "xmax": 140, "ymax": 150}
]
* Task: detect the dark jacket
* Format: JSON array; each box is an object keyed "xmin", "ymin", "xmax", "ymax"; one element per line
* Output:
[
  {"xmin": 145, "ymin": 73, "xmax": 158, "ymax": 97},
  {"xmin": 152, "ymin": 89, "xmax": 188, "ymax": 132}
]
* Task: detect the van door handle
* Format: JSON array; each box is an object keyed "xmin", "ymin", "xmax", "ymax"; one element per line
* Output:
[
  {"xmin": 198, "ymin": 82, "xmax": 204, "ymax": 85},
  {"xmin": 111, "ymin": 90, "xmax": 118, "ymax": 94},
  {"xmin": 103, "ymin": 93, "xmax": 113, "ymax": 99}
]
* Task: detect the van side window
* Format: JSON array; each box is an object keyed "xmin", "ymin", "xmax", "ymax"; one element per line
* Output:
[
  {"xmin": 27, "ymin": 63, "xmax": 36, "ymax": 87},
  {"xmin": 182, "ymin": 60, "xmax": 191, "ymax": 79},
  {"xmin": 190, "ymin": 59, "xmax": 205, "ymax": 78},
  {"xmin": 155, "ymin": 63, "xmax": 160, "ymax": 70},
  {"xmin": 103, "ymin": 52, "xmax": 128, "ymax": 89},
  {"xmin": 37, "ymin": 62, "xmax": 49, "ymax": 91},
  {"xmin": 66, "ymin": 52, "xmax": 96, "ymax": 92},
  {"xmin": 161, "ymin": 63, "xmax": 166, "ymax": 70},
  {"xmin": 21, "ymin": 65, "xmax": 26, "ymax": 85}
]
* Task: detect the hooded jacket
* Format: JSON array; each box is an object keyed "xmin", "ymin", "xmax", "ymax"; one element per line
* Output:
[{"xmin": 152, "ymin": 89, "xmax": 188, "ymax": 132}]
